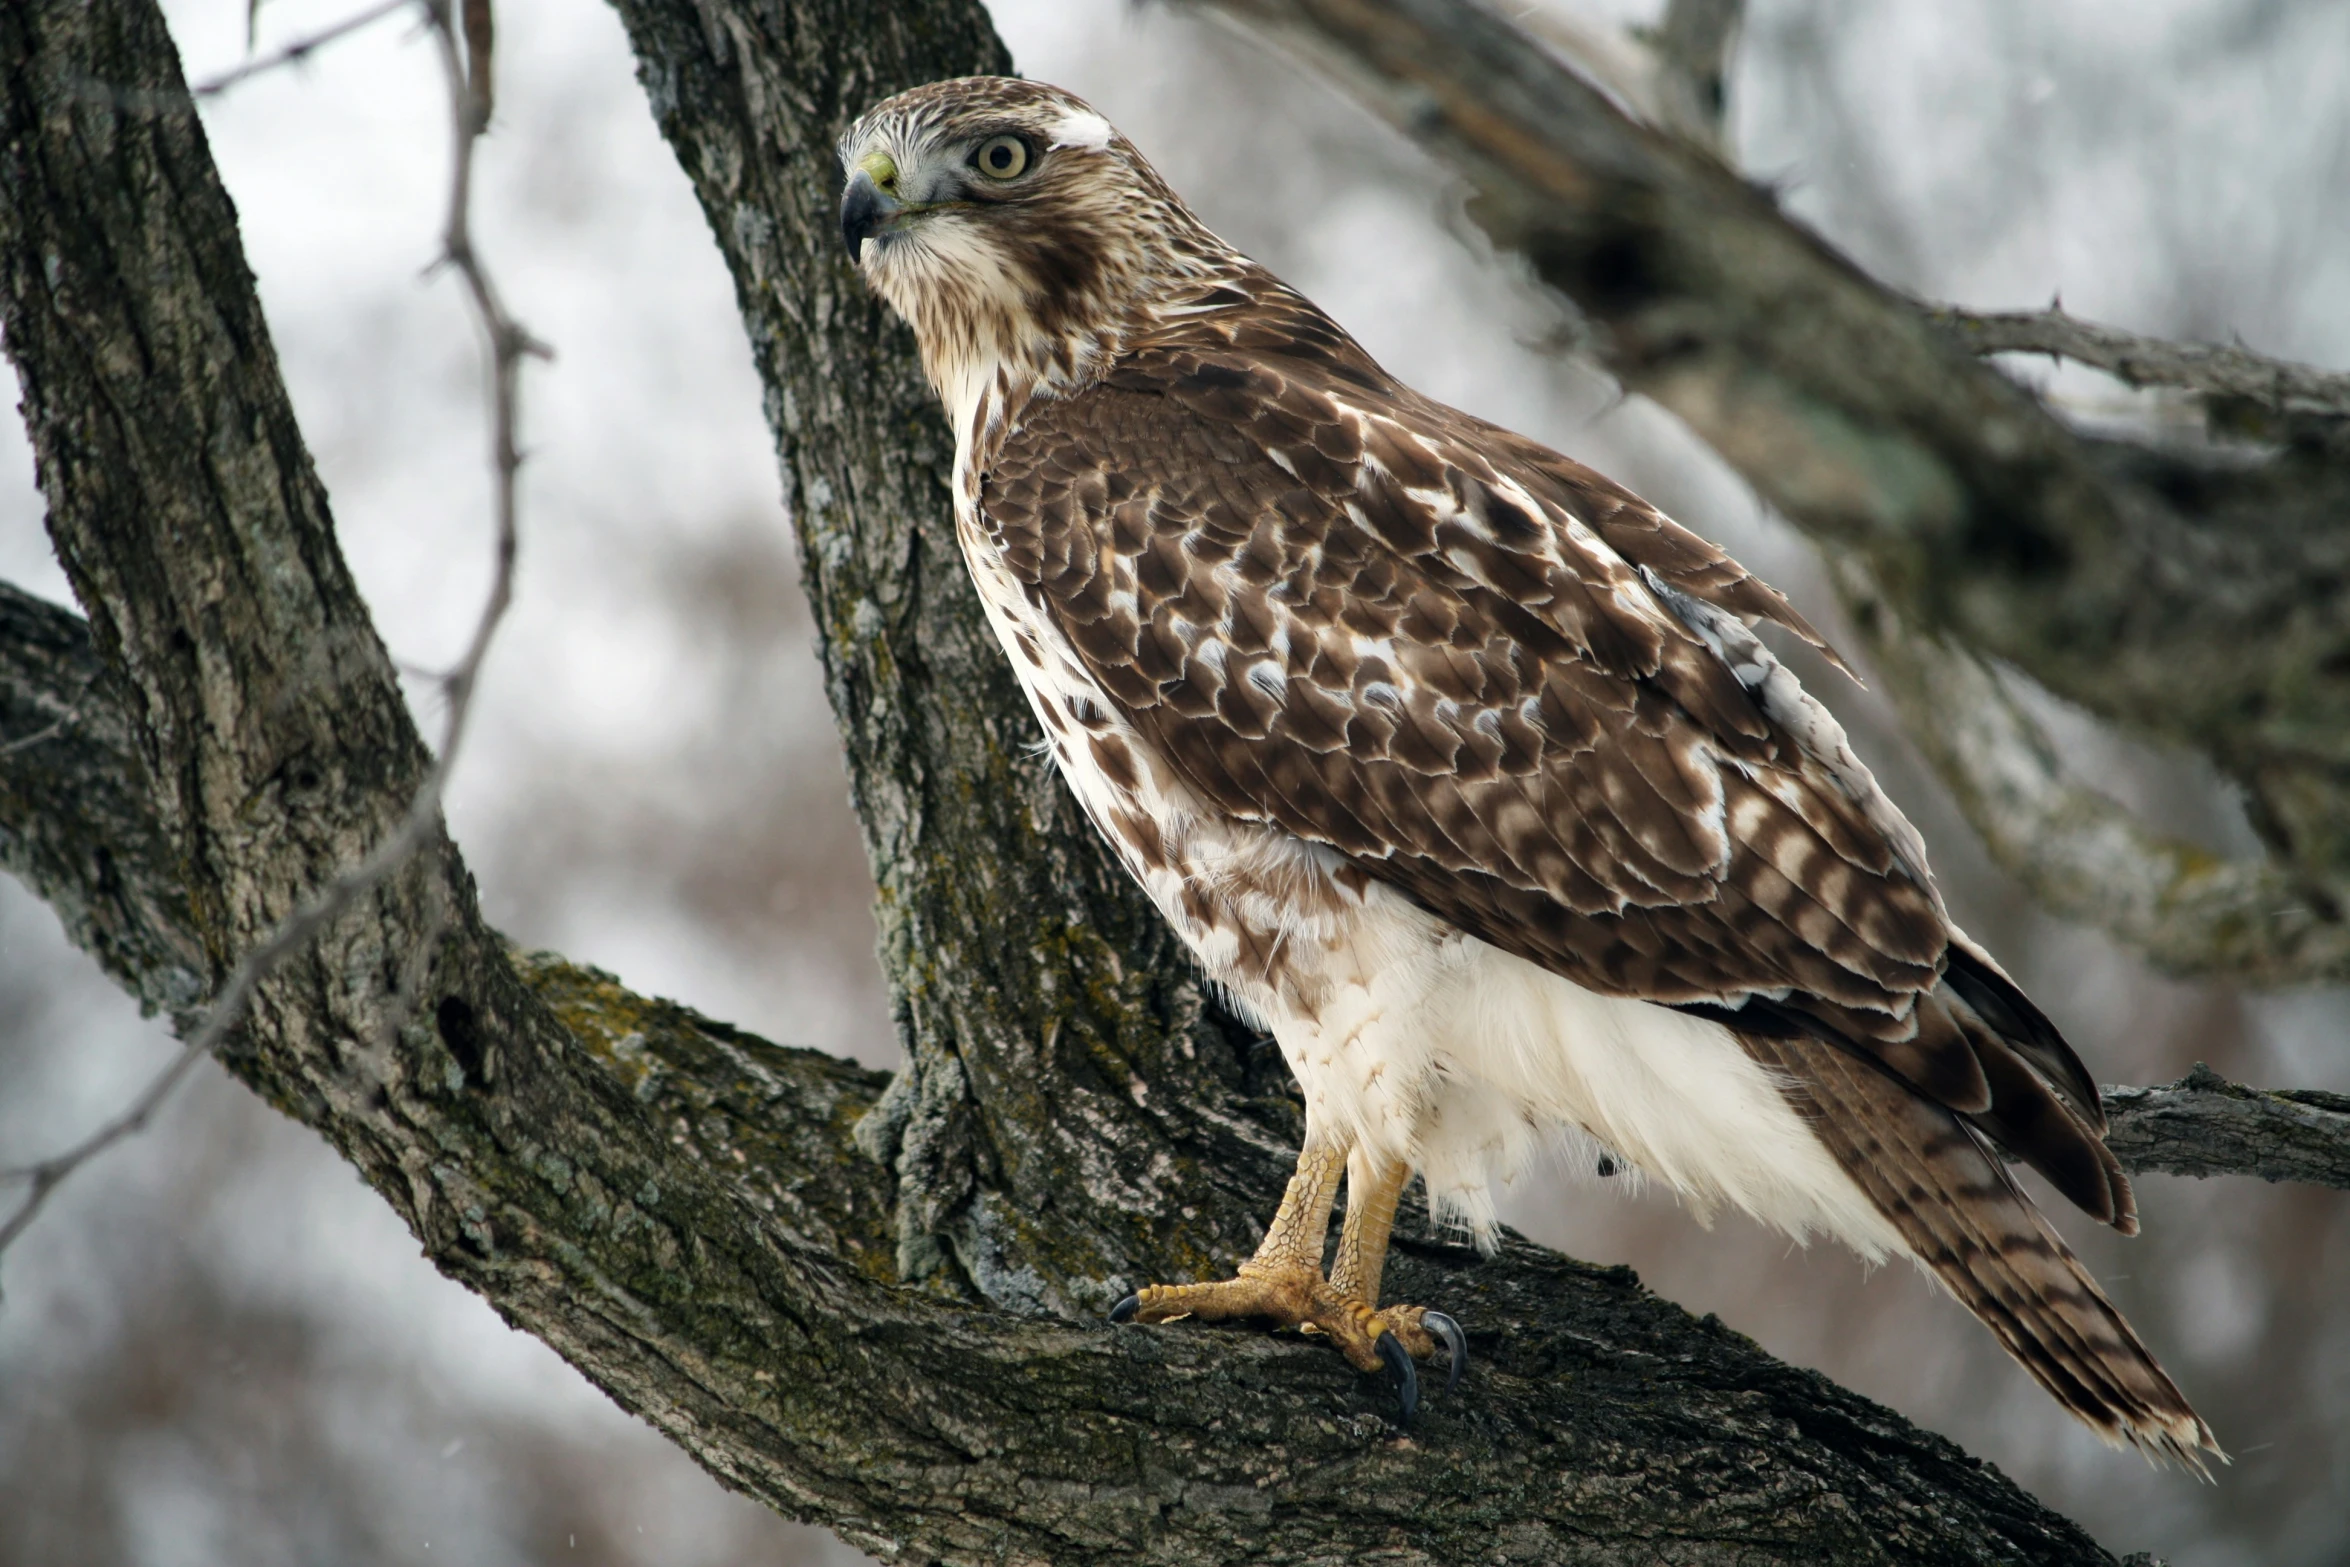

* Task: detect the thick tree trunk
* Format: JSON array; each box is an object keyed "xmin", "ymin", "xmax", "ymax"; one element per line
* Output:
[
  {"xmin": 593, "ymin": 0, "xmax": 1300, "ymax": 1315},
  {"xmin": 1, "ymin": 1, "xmax": 2342, "ymax": 1564}
]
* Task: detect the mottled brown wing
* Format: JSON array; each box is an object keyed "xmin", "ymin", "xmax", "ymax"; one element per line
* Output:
[{"xmin": 980, "ymin": 299, "xmax": 2120, "ymax": 1222}]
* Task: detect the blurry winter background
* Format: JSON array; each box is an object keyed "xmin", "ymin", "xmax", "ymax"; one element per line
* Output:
[{"xmin": 3, "ymin": 0, "xmax": 2346, "ymax": 1561}]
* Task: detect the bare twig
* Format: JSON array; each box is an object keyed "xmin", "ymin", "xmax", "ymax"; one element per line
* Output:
[
  {"xmin": 64, "ymin": 0, "xmax": 416, "ymax": 115},
  {"xmin": 0, "ymin": 714, "xmax": 71, "ymax": 756},
  {"xmin": 460, "ymin": 0, "xmax": 494, "ymax": 128},
  {"xmin": 0, "ymin": 0, "xmax": 538, "ymax": 1271},
  {"xmin": 0, "ymin": 663, "xmax": 93, "ymax": 757},
  {"xmin": 1932, "ymin": 304, "xmax": 2350, "ymax": 421},
  {"xmin": 199, "ymin": 0, "xmax": 417, "ymax": 96},
  {"xmin": 1648, "ymin": 0, "xmax": 1742, "ymax": 148}
]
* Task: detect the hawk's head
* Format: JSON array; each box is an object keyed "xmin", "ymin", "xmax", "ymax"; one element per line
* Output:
[{"xmin": 839, "ymin": 78, "xmax": 1233, "ymax": 404}]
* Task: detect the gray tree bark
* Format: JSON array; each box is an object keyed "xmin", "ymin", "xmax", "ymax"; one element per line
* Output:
[{"xmin": 2, "ymin": 1, "xmax": 2345, "ymax": 1564}]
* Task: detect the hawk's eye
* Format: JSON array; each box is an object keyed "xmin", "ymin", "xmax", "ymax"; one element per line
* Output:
[{"xmin": 971, "ymin": 134, "xmax": 1031, "ymax": 181}]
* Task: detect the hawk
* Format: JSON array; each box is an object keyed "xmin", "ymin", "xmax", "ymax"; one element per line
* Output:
[{"xmin": 839, "ymin": 75, "xmax": 2217, "ymax": 1463}]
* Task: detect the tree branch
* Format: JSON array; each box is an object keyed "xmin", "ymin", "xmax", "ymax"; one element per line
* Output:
[
  {"xmin": 13, "ymin": 573, "xmax": 2343, "ymax": 1200},
  {"xmin": 1931, "ymin": 305, "xmax": 2350, "ymax": 423},
  {"xmin": 9, "ymin": 561, "xmax": 2350, "ymax": 1557},
  {"xmin": 1823, "ymin": 556, "xmax": 2350, "ymax": 984},
  {"xmin": 59, "ymin": 0, "xmax": 415, "ymax": 114},
  {"xmin": 200, "ymin": 0, "xmax": 417, "ymax": 97},
  {"xmin": 0, "ymin": 0, "xmax": 535, "ymax": 1265},
  {"xmin": 0, "ymin": 585, "xmax": 205, "ymax": 1018},
  {"xmin": 1188, "ymin": 0, "xmax": 2350, "ymax": 964},
  {"xmin": 2105, "ymin": 1066, "xmax": 2350, "ymax": 1192},
  {"xmin": 0, "ymin": 596, "xmax": 2114, "ymax": 1567}
]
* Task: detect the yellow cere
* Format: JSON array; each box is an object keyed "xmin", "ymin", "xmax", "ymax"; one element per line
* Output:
[{"xmin": 857, "ymin": 150, "xmax": 898, "ymax": 190}]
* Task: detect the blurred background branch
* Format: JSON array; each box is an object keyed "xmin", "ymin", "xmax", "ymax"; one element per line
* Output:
[
  {"xmin": 195, "ymin": 0, "xmax": 412, "ymax": 97},
  {"xmin": 1193, "ymin": 0, "xmax": 2350, "ymax": 983},
  {"xmin": 1646, "ymin": 0, "xmax": 1742, "ymax": 150},
  {"xmin": 1827, "ymin": 558, "xmax": 2350, "ymax": 985}
]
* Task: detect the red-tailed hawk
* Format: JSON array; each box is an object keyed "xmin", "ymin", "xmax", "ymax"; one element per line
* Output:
[{"xmin": 839, "ymin": 76, "xmax": 2217, "ymax": 1463}]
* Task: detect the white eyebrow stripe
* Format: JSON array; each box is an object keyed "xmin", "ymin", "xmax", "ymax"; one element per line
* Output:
[{"xmin": 1047, "ymin": 109, "xmax": 1113, "ymax": 151}]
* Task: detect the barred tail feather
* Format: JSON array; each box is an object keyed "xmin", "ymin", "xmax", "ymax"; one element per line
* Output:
[{"xmin": 1744, "ymin": 1031, "xmax": 2224, "ymax": 1472}]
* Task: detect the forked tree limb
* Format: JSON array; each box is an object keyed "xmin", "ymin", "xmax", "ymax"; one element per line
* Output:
[{"xmin": 0, "ymin": 0, "xmax": 537, "ymax": 1267}]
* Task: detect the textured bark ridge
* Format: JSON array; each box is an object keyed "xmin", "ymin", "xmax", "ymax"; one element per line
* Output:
[{"xmin": 0, "ymin": 0, "xmax": 2340, "ymax": 1562}]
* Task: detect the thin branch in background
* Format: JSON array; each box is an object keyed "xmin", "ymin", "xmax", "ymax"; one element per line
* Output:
[
  {"xmin": 63, "ymin": 0, "xmax": 416, "ymax": 115},
  {"xmin": 0, "ymin": 663, "xmax": 95, "ymax": 757},
  {"xmin": 0, "ymin": 0, "xmax": 539, "ymax": 1274},
  {"xmin": 1931, "ymin": 304, "xmax": 2350, "ymax": 421},
  {"xmin": 0, "ymin": 714, "xmax": 72, "ymax": 756},
  {"xmin": 196, "ymin": 0, "xmax": 416, "ymax": 98},
  {"xmin": 460, "ymin": 0, "xmax": 494, "ymax": 128},
  {"xmin": 1648, "ymin": 0, "xmax": 1743, "ymax": 148}
]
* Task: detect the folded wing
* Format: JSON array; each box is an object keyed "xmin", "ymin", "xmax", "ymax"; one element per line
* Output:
[{"xmin": 980, "ymin": 286, "xmax": 2125, "ymax": 1230}]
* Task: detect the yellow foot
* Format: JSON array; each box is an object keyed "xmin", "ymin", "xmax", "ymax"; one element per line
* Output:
[{"xmin": 1109, "ymin": 1266, "xmax": 1466, "ymax": 1423}]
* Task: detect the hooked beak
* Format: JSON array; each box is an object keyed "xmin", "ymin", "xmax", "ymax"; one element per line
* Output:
[{"xmin": 841, "ymin": 168, "xmax": 896, "ymax": 263}]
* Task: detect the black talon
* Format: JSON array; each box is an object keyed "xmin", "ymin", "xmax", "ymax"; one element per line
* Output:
[
  {"xmin": 1423, "ymin": 1311, "xmax": 1468, "ymax": 1397},
  {"xmin": 1375, "ymin": 1330, "xmax": 1419, "ymax": 1425},
  {"xmin": 1109, "ymin": 1294, "xmax": 1140, "ymax": 1324}
]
